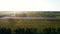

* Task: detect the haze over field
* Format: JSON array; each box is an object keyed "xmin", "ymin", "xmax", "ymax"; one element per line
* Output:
[{"xmin": 0, "ymin": 11, "xmax": 60, "ymax": 17}]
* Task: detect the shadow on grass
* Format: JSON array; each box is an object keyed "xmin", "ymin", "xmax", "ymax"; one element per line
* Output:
[{"xmin": 0, "ymin": 27, "xmax": 60, "ymax": 34}]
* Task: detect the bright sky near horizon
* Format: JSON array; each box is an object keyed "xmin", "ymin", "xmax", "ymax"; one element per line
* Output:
[{"xmin": 0, "ymin": 0, "xmax": 60, "ymax": 11}]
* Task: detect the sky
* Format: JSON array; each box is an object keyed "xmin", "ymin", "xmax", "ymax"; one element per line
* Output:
[{"xmin": 0, "ymin": 0, "xmax": 60, "ymax": 11}]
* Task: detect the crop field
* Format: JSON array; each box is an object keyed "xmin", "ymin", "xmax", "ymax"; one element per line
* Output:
[
  {"xmin": 0, "ymin": 19, "xmax": 60, "ymax": 34},
  {"xmin": 0, "ymin": 11, "xmax": 60, "ymax": 34},
  {"xmin": 0, "ymin": 19, "xmax": 60, "ymax": 28}
]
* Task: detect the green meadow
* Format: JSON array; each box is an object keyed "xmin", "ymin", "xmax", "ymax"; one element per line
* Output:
[
  {"xmin": 0, "ymin": 12, "xmax": 60, "ymax": 34},
  {"xmin": 0, "ymin": 12, "xmax": 60, "ymax": 30}
]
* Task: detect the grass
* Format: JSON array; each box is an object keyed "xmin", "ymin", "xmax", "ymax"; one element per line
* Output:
[{"xmin": 0, "ymin": 19, "xmax": 60, "ymax": 30}]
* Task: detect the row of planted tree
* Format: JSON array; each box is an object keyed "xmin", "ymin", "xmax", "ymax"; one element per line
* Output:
[{"xmin": 0, "ymin": 27, "xmax": 60, "ymax": 34}]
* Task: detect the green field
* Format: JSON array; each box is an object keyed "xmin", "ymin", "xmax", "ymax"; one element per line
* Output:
[
  {"xmin": 0, "ymin": 12, "xmax": 60, "ymax": 34},
  {"xmin": 0, "ymin": 19, "xmax": 60, "ymax": 30},
  {"xmin": 0, "ymin": 11, "xmax": 60, "ymax": 29}
]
